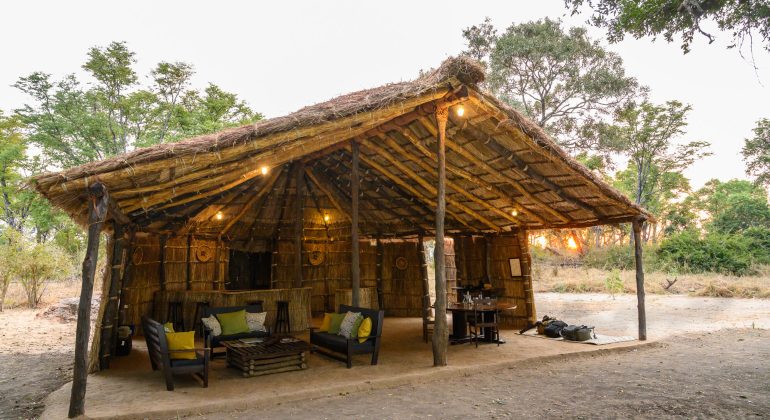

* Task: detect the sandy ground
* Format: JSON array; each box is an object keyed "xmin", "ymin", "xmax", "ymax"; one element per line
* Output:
[
  {"xmin": 1, "ymin": 292, "xmax": 768, "ymax": 419},
  {"xmin": 206, "ymin": 328, "xmax": 769, "ymax": 419}
]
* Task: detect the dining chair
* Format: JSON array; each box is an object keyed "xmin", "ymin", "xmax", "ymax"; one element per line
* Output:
[
  {"xmin": 467, "ymin": 303, "xmax": 499, "ymax": 347},
  {"xmin": 422, "ymin": 295, "xmax": 435, "ymax": 343}
]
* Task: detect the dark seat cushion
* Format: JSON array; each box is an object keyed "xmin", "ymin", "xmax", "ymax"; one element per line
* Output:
[
  {"xmin": 310, "ymin": 332, "xmax": 374, "ymax": 354},
  {"xmin": 170, "ymin": 356, "xmax": 205, "ymax": 367}
]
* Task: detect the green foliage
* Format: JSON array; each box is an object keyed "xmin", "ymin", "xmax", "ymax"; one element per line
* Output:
[
  {"xmin": 604, "ymin": 268, "xmax": 624, "ymax": 298},
  {"xmin": 0, "ymin": 229, "xmax": 23, "ymax": 312},
  {"xmin": 14, "ymin": 41, "xmax": 262, "ymax": 169},
  {"xmin": 462, "ymin": 18, "xmax": 641, "ymax": 155},
  {"xmin": 656, "ymin": 230, "xmax": 766, "ymax": 276},
  {"xmin": 742, "ymin": 118, "xmax": 770, "ymax": 188},
  {"xmin": 608, "ymin": 101, "xmax": 710, "ymax": 209},
  {"xmin": 564, "ymin": 0, "xmax": 770, "ymax": 54},
  {"xmin": 16, "ymin": 239, "xmax": 74, "ymax": 308},
  {"xmin": 584, "ymin": 244, "xmax": 635, "ymax": 270},
  {"xmin": 710, "ymin": 192, "xmax": 770, "ymax": 233}
]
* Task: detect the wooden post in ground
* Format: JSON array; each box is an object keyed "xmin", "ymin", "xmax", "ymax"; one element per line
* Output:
[
  {"xmin": 294, "ymin": 162, "xmax": 304, "ymax": 288},
  {"xmin": 99, "ymin": 222, "xmax": 126, "ymax": 370},
  {"xmin": 69, "ymin": 183, "xmax": 109, "ymax": 418},
  {"xmin": 517, "ymin": 229, "xmax": 536, "ymax": 324},
  {"xmin": 186, "ymin": 234, "xmax": 193, "ymax": 290},
  {"xmin": 158, "ymin": 234, "xmax": 167, "ymax": 291},
  {"xmin": 632, "ymin": 218, "xmax": 647, "ymax": 341},
  {"xmin": 432, "ymin": 106, "xmax": 449, "ymax": 366},
  {"xmin": 351, "ymin": 141, "xmax": 361, "ymax": 307},
  {"xmin": 375, "ymin": 236, "xmax": 384, "ymax": 310}
]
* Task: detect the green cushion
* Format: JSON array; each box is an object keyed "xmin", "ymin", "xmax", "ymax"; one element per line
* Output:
[
  {"xmin": 215, "ymin": 310, "xmax": 250, "ymax": 336},
  {"xmin": 328, "ymin": 313, "xmax": 346, "ymax": 335}
]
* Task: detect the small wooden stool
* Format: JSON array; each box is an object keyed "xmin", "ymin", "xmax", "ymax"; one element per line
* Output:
[
  {"xmin": 274, "ymin": 301, "xmax": 290, "ymax": 334},
  {"xmin": 166, "ymin": 301, "xmax": 184, "ymax": 332}
]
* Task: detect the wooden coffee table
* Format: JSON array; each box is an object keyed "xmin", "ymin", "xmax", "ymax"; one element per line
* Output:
[{"xmin": 221, "ymin": 336, "xmax": 311, "ymax": 377}]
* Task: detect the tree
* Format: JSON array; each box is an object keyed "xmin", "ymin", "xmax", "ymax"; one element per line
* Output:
[
  {"xmin": 462, "ymin": 18, "xmax": 643, "ymax": 155},
  {"xmin": 0, "ymin": 229, "xmax": 22, "ymax": 312},
  {"xmin": 742, "ymin": 118, "xmax": 770, "ymax": 187},
  {"xmin": 0, "ymin": 111, "xmax": 29, "ymax": 232},
  {"xmin": 17, "ymin": 239, "xmax": 73, "ymax": 308},
  {"xmin": 15, "ymin": 41, "xmax": 262, "ymax": 169},
  {"xmin": 608, "ymin": 101, "xmax": 710, "ymax": 210},
  {"xmin": 564, "ymin": 0, "xmax": 770, "ymax": 54}
]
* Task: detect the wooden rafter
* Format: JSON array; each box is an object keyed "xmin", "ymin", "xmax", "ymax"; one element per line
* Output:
[
  {"xmin": 360, "ymin": 141, "xmax": 501, "ymax": 232},
  {"xmin": 376, "ymin": 134, "xmax": 521, "ymax": 227},
  {"xmin": 417, "ymin": 116, "xmax": 570, "ymax": 224},
  {"xmin": 398, "ymin": 128, "xmax": 547, "ymax": 225},
  {"xmin": 304, "ymin": 167, "xmax": 352, "ymax": 221},
  {"xmin": 455, "ymin": 120, "xmax": 600, "ymax": 217},
  {"xmin": 324, "ymin": 158, "xmax": 435, "ymax": 233},
  {"xmin": 220, "ymin": 165, "xmax": 284, "ymax": 236},
  {"xmin": 354, "ymin": 147, "xmax": 478, "ymax": 232}
]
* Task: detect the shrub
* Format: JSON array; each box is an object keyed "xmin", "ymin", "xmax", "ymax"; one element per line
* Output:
[
  {"xmin": 604, "ymin": 269, "xmax": 624, "ymax": 298},
  {"xmin": 656, "ymin": 230, "xmax": 755, "ymax": 276},
  {"xmin": 18, "ymin": 241, "xmax": 74, "ymax": 308},
  {"xmin": 0, "ymin": 229, "xmax": 22, "ymax": 312}
]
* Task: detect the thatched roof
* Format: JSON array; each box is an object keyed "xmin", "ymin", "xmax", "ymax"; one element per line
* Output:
[{"xmin": 32, "ymin": 56, "xmax": 651, "ymax": 242}]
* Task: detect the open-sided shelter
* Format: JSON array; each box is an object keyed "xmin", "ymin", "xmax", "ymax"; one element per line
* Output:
[{"xmin": 32, "ymin": 57, "xmax": 652, "ymax": 417}]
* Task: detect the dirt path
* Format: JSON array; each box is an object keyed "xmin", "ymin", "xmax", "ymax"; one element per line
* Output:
[{"xmin": 204, "ymin": 329, "xmax": 769, "ymax": 419}]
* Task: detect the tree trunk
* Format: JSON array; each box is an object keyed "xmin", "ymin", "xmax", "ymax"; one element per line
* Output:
[
  {"xmin": 351, "ymin": 142, "xmax": 361, "ymax": 307},
  {"xmin": 632, "ymin": 218, "xmax": 647, "ymax": 341},
  {"xmin": 375, "ymin": 236, "xmax": 383, "ymax": 310},
  {"xmin": 69, "ymin": 183, "xmax": 109, "ymax": 418},
  {"xmin": 432, "ymin": 107, "xmax": 449, "ymax": 367}
]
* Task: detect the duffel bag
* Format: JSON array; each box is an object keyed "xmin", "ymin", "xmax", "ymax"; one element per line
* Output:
[
  {"xmin": 543, "ymin": 320, "xmax": 568, "ymax": 338},
  {"xmin": 562, "ymin": 325, "xmax": 594, "ymax": 341}
]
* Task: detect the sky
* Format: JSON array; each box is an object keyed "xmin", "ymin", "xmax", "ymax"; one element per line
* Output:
[{"xmin": 1, "ymin": 0, "xmax": 768, "ymax": 189}]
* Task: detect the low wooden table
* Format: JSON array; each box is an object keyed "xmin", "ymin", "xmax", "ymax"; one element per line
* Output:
[{"xmin": 221, "ymin": 337, "xmax": 311, "ymax": 377}]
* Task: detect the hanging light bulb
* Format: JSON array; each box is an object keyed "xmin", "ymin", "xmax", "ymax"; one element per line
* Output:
[
  {"xmin": 215, "ymin": 211, "xmax": 224, "ymax": 220},
  {"xmin": 260, "ymin": 166, "xmax": 269, "ymax": 175},
  {"xmin": 323, "ymin": 214, "xmax": 331, "ymax": 223},
  {"xmin": 511, "ymin": 209, "xmax": 518, "ymax": 217},
  {"xmin": 456, "ymin": 105, "xmax": 465, "ymax": 117}
]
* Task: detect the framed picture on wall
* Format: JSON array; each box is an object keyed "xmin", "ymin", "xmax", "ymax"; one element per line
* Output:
[{"xmin": 508, "ymin": 258, "xmax": 521, "ymax": 277}]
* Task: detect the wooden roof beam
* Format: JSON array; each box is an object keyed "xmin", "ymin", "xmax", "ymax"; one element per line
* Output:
[
  {"xmin": 456, "ymin": 119, "xmax": 600, "ymax": 217},
  {"xmin": 378, "ymin": 133, "xmax": 522, "ymax": 227},
  {"xmin": 398, "ymin": 128, "xmax": 546, "ymax": 225},
  {"xmin": 220, "ymin": 165, "xmax": 284, "ymax": 236},
  {"xmin": 365, "ymin": 136, "xmax": 506, "ymax": 231},
  {"xmin": 354, "ymin": 146, "xmax": 479, "ymax": 232},
  {"xmin": 417, "ymin": 116, "xmax": 570, "ymax": 224}
]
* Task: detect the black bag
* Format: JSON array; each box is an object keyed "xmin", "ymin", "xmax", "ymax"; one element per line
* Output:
[
  {"xmin": 562, "ymin": 325, "xmax": 594, "ymax": 341},
  {"xmin": 543, "ymin": 320, "xmax": 568, "ymax": 338}
]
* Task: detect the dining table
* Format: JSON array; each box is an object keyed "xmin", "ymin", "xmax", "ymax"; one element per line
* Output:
[{"xmin": 446, "ymin": 301, "xmax": 517, "ymax": 345}]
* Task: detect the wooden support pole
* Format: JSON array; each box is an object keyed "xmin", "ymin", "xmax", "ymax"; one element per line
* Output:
[
  {"xmin": 432, "ymin": 107, "xmax": 449, "ymax": 367},
  {"xmin": 517, "ymin": 229, "xmax": 536, "ymax": 323},
  {"xmin": 186, "ymin": 234, "xmax": 193, "ymax": 291},
  {"xmin": 417, "ymin": 233, "xmax": 429, "ymax": 303},
  {"xmin": 69, "ymin": 183, "xmax": 109, "ymax": 418},
  {"xmin": 213, "ymin": 239, "xmax": 222, "ymax": 290},
  {"xmin": 375, "ymin": 236, "xmax": 384, "ymax": 310},
  {"xmin": 484, "ymin": 235, "xmax": 492, "ymax": 284},
  {"xmin": 158, "ymin": 234, "xmax": 167, "ymax": 291},
  {"xmin": 294, "ymin": 162, "xmax": 304, "ymax": 288},
  {"xmin": 632, "ymin": 218, "xmax": 647, "ymax": 341},
  {"xmin": 99, "ymin": 222, "xmax": 126, "ymax": 370},
  {"xmin": 351, "ymin": 141, "xmax": 361, "ymax": 307}
]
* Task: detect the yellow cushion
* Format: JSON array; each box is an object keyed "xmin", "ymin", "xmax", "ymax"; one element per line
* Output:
[
  {"xmin": 165, "ymin": 331, "xmax": 196, "ymax": 360},
  {"xmin": 319, "ymin": 313, "xmax": 334, "ymax": 332},
  {"xmin": 358, "ymin": 317, "xmax": 372, "ymax": 343}
]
